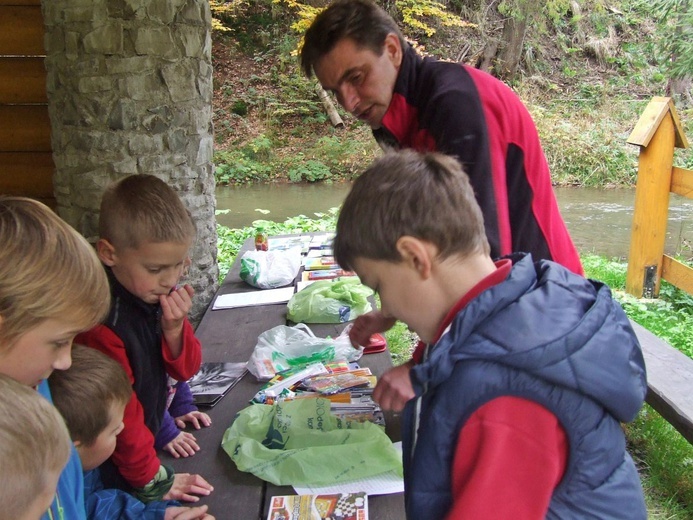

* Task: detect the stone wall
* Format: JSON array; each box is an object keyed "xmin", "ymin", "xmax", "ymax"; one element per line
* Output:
[{"xmin": 42, "ymin": 0, "xmax": 218, "ymax": 322}]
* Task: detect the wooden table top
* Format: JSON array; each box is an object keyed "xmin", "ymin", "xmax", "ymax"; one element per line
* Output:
[{"xmin": 168, "ymin": 235, "xmax": 405, "ymax": 519}]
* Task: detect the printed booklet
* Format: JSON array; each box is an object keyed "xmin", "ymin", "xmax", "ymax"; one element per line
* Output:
[
  {"xmin": 187, "ymin": 362, "xmax": 247, "ymax": 407},
  {"xmin": 266, "ymin": 491, "xmax": 368, "ymax": 520}
]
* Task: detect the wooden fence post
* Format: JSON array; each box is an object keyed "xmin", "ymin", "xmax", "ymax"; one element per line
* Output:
[{"xmin": 625, "ymin": 97, "xmax": 687, "ymax": 298}]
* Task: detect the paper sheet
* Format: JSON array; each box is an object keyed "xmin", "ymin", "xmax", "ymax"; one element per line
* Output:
[
  {"xmin": 292, "ymin": 442, "xmax": 404, "ymax": 496},
  {"xmin": 212, "ymin": 287, "xmax": 295, "ymax": 310}
]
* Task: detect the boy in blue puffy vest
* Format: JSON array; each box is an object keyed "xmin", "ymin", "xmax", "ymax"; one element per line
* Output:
[{"xmin": 333, "ymin": 150, "xmax": 647, "ymax": 519}]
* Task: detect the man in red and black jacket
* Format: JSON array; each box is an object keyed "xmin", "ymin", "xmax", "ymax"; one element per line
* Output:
[{"xmin": 301, "ymin": 0, "xmax": 582, "ymax": 276}]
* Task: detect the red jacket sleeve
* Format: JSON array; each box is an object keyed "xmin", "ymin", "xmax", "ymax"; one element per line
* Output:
[
  {"xmin": 446, "ymin": 396, "xmax": 568, "ymax": 520},
  {"xmin": 161, "ymin": 318, "xmax": 202, "ymax": 382},
  {"xmin": 76, "ymin": 326, "xmax": 161, "ymax": 488}
]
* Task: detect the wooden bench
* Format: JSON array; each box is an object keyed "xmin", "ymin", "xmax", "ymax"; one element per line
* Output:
[
  {"xmin": 168, "ymin": 235, "xmax": 405, "ymax": 519},
  {"xmin": 631, "ymin": 320, "xmax": 693, "ymax": 444}
]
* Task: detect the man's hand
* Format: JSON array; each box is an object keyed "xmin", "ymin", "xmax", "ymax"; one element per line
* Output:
[
  {"xmin": 175, "ymin": 410, "xmax": 212, "ymax": 430},
  {"xmin": 372, "ymin": 360, "xmax": 416, "ymax": 412},
  {"xmin": 163, "ymin": 431, "xmax": 200, "ymax": 459},
  {"xmin": 349, "ymin": 310, "xmax": 397, "ymax": 347},
  {"xmin": 165, "ymin": 505, "xmax": 215, "ymax": 520},
  {"xmin": 160, "ymin": 284, "xmax": 195, "ymax": 357},
  {"xmin": 163, "ymin": 473, "xmax": 213, "ymax": 502}
]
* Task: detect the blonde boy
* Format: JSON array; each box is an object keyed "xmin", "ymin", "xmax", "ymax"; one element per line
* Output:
[
  {"xmin": 333, "ymin": 151, "xmax": 647, "ymax": 519},
  {"xmin": 76, "ymin": 175, "xmax": 213, "ymax": 502},
  {"xmin": 0, "ymin": 374, "xmax": 72, "ymax": 520},
  {"xmin": 0, "ymin": 196, "xmax": 111, "ymax": 520},
  {"xmin": 50, "ymin": 345, "xmax": 214, "ymax": 520}
]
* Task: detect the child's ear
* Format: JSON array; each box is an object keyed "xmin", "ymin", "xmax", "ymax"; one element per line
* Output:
[
  {"xmin": 396, "ymin": 236, "xmax": 435, "ymax": 279},
  {"xmin": 96, "ymin": 239, "xmax": 117, "ymax": 267}
]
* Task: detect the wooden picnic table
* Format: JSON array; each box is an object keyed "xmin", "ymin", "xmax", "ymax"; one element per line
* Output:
[{"xmin": 168, "ymin": 235, "xmax": 406, "ymax": 519}]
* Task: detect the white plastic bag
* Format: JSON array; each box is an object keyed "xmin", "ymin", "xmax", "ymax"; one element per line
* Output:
[
  {"xmin": 247, "ymin": 323, "xmax": 363, "ymax": 381},
  {"xmin": 239, "ymin": 247, "xmax": 301, "ymax": 289}
]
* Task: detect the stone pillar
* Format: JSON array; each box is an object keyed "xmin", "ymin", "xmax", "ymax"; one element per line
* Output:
[{"xmin": 42, "ymin": 0, "xmax": 218, "ymax": 322}]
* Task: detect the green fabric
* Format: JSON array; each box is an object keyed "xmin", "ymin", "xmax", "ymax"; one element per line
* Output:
[
  {"xmin": 222, "ymin": 399, "xmax": 402, "ymax": 486},
  {"xmin": 132, "ymin": 464, "xmax": 175, "ymax": 503},
  {"xmin": 287, "ymin": 278, "xmax": 373, "ymax": 324}
]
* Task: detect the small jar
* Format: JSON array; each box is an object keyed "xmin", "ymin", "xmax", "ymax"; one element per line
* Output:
[{"xmin": 254, "ymin": 229, "xmax": 268, "ymax": 251}]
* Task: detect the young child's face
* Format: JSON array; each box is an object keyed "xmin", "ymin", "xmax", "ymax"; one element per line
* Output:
[
  {"xmin": 0, "ymin": 319, "xmax": 81, "ymax": 386},
  {"xmin": 76, "ymin": 401, "xmax": 126, "ymax": 471},
  {"xmin": 353, "ymin": 257, "xmax": 438, "ymax": 343},
  {"xmin": 19, "ymin": 468, "xmax": 62, "ymax": 520},
  {"xmin": 104, "ymin": 240, "xmax": 192, "ymax": 305}
]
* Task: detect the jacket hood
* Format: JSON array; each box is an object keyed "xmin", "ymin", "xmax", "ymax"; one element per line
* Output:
[{"xmin": 411, "ymin": 255, "xmax": 647, "ymax": 422}]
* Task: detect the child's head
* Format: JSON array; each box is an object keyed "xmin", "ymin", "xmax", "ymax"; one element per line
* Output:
[
  {"xmin": 334, "ymin": 150, "xmax": 489, "ymax": 269},
  {"xmin": 0, "ymin": 373, "xmax": 72, "ymax": 520},
  {"xmin": 96, "ymin": 174, "xmax": 196, "ymax": 304},
  {"xmin": 334, "ymin": 151, "xmax": 491, "ymax": 343},
  {"xmin": 0, "ymin": 197, "xmax": 110, "ymax": 386},
  {"xmin": 49, "ymin": 344, "xmax": 131, "ymax": 471}
]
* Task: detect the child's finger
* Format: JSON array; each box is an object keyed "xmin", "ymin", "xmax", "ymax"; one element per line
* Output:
[{"xmin": 166, "ymin": 444, "xmax": 181, "ymax": 459}]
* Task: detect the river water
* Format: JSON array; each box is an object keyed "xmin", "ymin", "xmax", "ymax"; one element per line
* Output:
[{"xmin": 215, "ymin": 183, "xmax": 692, "ymax": 260}]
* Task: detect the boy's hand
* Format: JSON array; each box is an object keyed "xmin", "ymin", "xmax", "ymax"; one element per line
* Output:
[
  {"xmin": 349, "ymin": 311, "xmax": 397, "ymax": 347},
  {"xmin": 160, "ymin": 284, "xmax": 194, "ymax": 330},
  {"xmin": 163, "ymin": 473, "xmax": 213, "ymax": 502},
  {"xmin": 160, "ymin": 284, "xmax": 195, "ymax": 356},
  {"xmin": 164, "ymin": 431, "xmax": 200, "ymax": 458},
  {"xmin": 175, "ymin": 410, "xmax": 212, "ymax": 430},
  {"xmin": 372, "ymin": 360, "xmax": 416, "ymax": 412},
  {"xmin": 165, "ymin": 505, "xmax": 215, "ymax": 520}
]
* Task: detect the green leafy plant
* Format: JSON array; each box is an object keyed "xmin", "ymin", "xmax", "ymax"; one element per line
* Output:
[{"xmin": 288, "ymin": 159, "xmax": 331, "ymax": 182}]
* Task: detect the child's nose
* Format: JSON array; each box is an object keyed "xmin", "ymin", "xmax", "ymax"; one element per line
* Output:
[
  {"xmin": 161, "ymin": 271, "xmax": 179, "ymax": 289},
  {"xmin": 53, "ymin": 347, "xmax": 72, "ymax": 371}
]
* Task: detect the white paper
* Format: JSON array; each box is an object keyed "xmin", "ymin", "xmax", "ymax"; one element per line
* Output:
[
  {"xmin": 212, "ymin": 287, "xmax": 295, "ymax": 310},
  {"xmin": 296, "ymin": 280, "xmax": 317, "ymax": 292},
  {"xmin": 293, "ymin": 442, "xmax": 404, "ymax": 496}
]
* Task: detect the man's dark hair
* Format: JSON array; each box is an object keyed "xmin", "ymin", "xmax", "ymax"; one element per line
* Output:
[{"xmin": 301, "ymin": 0, "xmax": 406, "ymax": 78}]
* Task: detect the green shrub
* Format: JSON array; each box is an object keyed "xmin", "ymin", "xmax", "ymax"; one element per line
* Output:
[{"xmin": 288, "ymin": 160, "xmax": 332, "ymax": 182}]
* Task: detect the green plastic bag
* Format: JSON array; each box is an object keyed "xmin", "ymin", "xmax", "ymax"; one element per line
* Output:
[
  {"xmin": 287, "ymin": 278, "xmax": 373, "ymax": 323},
  {"xmin": 221, "ymin": 399, "xmax": 402, "ymax": 486}
]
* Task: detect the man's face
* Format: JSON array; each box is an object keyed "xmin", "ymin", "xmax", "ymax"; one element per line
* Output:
[{"xmin": 314, "ymin": 35, "xmax": 402, "ymax": 129}]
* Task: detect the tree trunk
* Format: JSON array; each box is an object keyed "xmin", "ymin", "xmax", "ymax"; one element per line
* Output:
[
  {"xmin": 476, "ymin": 0, "xmax": 537, "ymax": 79},
  {"xmin": 315, "ymin": 85, "xmax": 344, "ymax": 128},
  {"xmin": 497, "ymin": 16, "xmax": 527, "ymax": 80}
]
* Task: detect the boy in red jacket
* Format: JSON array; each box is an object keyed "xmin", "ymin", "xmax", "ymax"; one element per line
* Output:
[{"xmin": 77, "ymin": 174, "xmax": 213, "ymax": 503}]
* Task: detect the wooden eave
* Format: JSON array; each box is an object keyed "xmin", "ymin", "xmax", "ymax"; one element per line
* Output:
[{"xmin": 627, "ymin": 96, "xmax": 689, "ymax": 149}]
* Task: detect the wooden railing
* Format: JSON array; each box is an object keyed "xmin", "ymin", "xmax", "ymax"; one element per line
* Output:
[
  {"xmin": 0, "ymin": 0, "xmax": 55, "ymax": 207},
  {"xmin": 626, "ymin": 97, "xmax": 692, "ymax": 298},
  {"xmin": 626, "ymin": 97, "xmax": 693, "ymax": 444}
]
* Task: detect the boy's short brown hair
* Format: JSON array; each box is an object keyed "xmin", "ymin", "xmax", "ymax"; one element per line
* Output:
[
  {"xmin": 99, "ymin": 174, "xmax": 196, "ymax": 250},
  {"xmin": 334, "ymin": 150, "xmax": 490, "ymax": 271},
  {"xmin": 49, "ymin": 344, "xmax": 132, "ymax": 446},
  {"xmin": 0, "ymin": 197, "xmax": 110, "ymax": 349},
  {"xmin": 301, "ymin": 0, "xmax": 406, "ymax": 78},
  {"xmin": 0, "ymin": 373, "xmax": 72, "ymax": 519}
]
